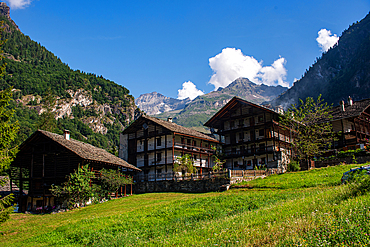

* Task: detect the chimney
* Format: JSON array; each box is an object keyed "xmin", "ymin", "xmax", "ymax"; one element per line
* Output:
[
  {"xmin": 64, "ymin": 130, "xmax": 70, "ymax": 140},
  {"xmin": 340, "ymin": 100, "xmax": 345, "ymax": 112},
  {"xmin": 348, "ymin": 96, "xmax": 353, "ymax": 106},
  {"xmin": 167, "ymin": 117, "xmax": 173, "ymax": 123},
  {"xmin": 276, "ymin": 106, "xmax": 284, "ymax": 114}
]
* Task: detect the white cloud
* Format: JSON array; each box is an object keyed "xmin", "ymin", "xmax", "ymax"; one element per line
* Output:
[
  {"xmin": 258, "ymin": 57, "xmax": 288, "ymax": 87},
  {"xmin": 316, "ymin": 29, "xmax": 339, "ymax": 52},
  {"xmin": 177, "ymin": 81, "xmax": 204, "ymax": 100},
  {"xmin": 208, "ymin": 48, "xmax": 288, "ymax": 90},
  {"xmin": 6, "ymin": 0, "xmax": 32, "ymax": 9}
]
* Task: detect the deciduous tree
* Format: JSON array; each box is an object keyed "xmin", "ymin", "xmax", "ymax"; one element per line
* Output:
[
  {"xmin": 280, "ymin": 95, "xmax": 336, "ymax": 168},
  {"xmin": 98, "ymin": 169, "xmax": 132, "ymax": 199},
  {"xmin": 173, "ymin": 154, "xmax": 197, "ymax": 175}
]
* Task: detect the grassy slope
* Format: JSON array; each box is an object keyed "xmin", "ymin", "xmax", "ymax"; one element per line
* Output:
[{"xmin": 1, "ymin": 163, "xmax": 369, "ymax": 246}]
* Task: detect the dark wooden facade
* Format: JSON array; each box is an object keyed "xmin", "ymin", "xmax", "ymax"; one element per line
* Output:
[
  {"xmin": 330, "ymin": 98, "xmax": 370, "ymax": 149},
  {"xmin": 11, "ymin": 130, "xmax": 140, "ymax": 212},
  {"xmin": 119, "ymin": 115, "xmax": 219, "ymax": 180},
  {"xmin": 204, "ymin": 97, "xmax": 292, "ymax": 171}
]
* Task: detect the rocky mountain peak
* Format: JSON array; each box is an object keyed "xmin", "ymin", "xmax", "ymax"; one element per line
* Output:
[
  {"xmin": 0, "ymin": 2, "xmax": 20, "ymax": 31},
  {"xmin": 136, "ymin": 91, "xmax": 191, "ymax": 115},
  {"xmin": 0, "ymin": 2, "xmax": 10, "ymax": 18}
]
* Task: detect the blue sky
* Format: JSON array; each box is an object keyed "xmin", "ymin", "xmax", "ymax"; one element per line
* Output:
[{"xmin": 6, "ymin": 0, "xmax": 370, "ymax": 99}]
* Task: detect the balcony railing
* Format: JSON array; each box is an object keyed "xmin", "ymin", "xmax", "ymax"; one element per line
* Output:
[
  {"xmin": 224, "ymin": 146, "xmax": 275, "ymax": 157},
  {"xmin": 173, "ymin": 143, "xmax": 214, "ymax": 153}
]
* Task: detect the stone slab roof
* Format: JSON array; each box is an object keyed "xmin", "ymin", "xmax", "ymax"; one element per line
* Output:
[
  {"xmin": 330, "ymin": 98, "xmax": 370, "ymax": 121},
  {"xmin": 33, "ymin": 130, "xmax": 140, "ymax": 171},
  {"xmin": 123, "ymin": 115, "xmax": 219, "ymax": 142}
]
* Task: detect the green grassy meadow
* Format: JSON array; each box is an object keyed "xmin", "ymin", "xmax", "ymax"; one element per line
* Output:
[{"xmin": 1, "ymin": 163, "xmax": 370, "ymax": 246}]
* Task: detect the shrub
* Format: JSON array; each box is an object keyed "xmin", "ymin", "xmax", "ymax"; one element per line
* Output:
[
  {"xmin": 98, "ymin": 169, "xmax": 132, "ymax": 199},
  {"xmin": 287, "ymin": 160, "xmax": 300, "ymax": 172},
  {"xmin": 50, "ymin": 165, "xmax": 95, "ymax": 209}
]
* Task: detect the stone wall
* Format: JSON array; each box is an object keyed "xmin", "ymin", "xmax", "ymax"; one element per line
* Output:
[
  {"xmin": 134, "ymin": 176, "xmax": 231, "ymax": 194},
  {"xmin": 314, "ymin": 155, "xmax": 370, "ymax": 168}
]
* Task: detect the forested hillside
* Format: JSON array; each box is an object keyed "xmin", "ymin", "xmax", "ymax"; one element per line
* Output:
[
  {"xmin": 0, "ymin": 13, "xmax": 138, "ymax": 151},
  {"xmin": 271, "ymin": 12, "xmax": 370, "ymax": 108}
]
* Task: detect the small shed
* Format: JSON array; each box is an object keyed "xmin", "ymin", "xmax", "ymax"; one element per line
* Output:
[{"xmin": 10, "ymin": 129, "xmax": 140, "ymax": 212}]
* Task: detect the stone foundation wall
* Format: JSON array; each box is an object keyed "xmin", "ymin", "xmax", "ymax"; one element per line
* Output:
[
  {"xmin": 134, "ymin": 177, "xmax": 231, "ymax": 194},
  {"xmin": 314, "ymin": 155, "xmax": 370, "ymax": 168}
]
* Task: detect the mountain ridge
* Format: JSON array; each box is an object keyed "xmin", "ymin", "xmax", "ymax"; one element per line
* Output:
[
  {"xmin": 152, "ymin": 78, "xmax": 287, "ymax": 131},
  {"xmin": 270, "ymin": 12, "xmax": 370, "ymax": 108}
]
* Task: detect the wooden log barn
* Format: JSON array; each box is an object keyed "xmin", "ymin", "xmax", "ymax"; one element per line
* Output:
[{"xmin": 10, "ymin": 129, "xmax": 141, "ymax": 212}]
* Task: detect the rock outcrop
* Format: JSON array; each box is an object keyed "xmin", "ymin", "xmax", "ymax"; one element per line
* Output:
[{"xmin": 0, "ymin": 2, "xmax": 20, "ymax": 31}]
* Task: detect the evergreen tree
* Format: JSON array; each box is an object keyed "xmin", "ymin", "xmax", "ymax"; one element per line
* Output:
[
  {"xmin": 0, "ymin": 88, "xmax": 19, "ymax": 224},
  {"xmin": 0, "ymin": 21, "xmax": 19, "ymax": 223}
]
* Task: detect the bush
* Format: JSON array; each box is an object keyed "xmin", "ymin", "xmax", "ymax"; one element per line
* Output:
[
  {"xmin": 50, "ymin": 165, "xmax": 95, "ymax": 209},
  {"xmin": 347, "ymin": 171, "xmax": 370, "ymax": 196},
  {"xmin": 98, "ymin": 169, "xmax": 132, "ymax": 199},
  {"xmin": 287, "ymin": 160, "xmax": 300, "ymax": 172},
  {"xmin": 51, "ymin": 166, "xmax": 133, "ymax": 208}
]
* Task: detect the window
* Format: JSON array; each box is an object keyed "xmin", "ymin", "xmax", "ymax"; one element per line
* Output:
[
  {"xmin": 239, "ymin": 132, "xmax": 244, "ymax": 140},
  {"xmin": 193, "ymin": 155, "xmax": 197, "ymax": 161},
  {"xmin": 193, "ymin": 141, "xmax": 197, "ymax": 146},
  {"xmin": 230, "ymin": 121, "xmax": 235, "ymax": 128},
  {"xmin": 187, "ymin": 139, "xmax": 191, "ymax": 145},
  {"xmin": 239, "ymin": 119, "xmax": 243, "ymax": 126},
  {"xmin": 156, "ymin": 153, "xmax": 162, "ymax": 162},
  {"xmin": 157, "ymin": 169, "xmax": 162, "ymax": 174},
  {"xmin": 261, "ymin": 157, "xmax": 266, "ymax": 165},
  {"xmin": 157, "ymin": 137, "xmax": 161, "ymax": 146},
  {"xmin": 259, "ymin": 129, "xmax": 265, "ymax": 137},
  {"xmin": 258, "ymin": 115, "xmax": 264, "ymax": 122}
]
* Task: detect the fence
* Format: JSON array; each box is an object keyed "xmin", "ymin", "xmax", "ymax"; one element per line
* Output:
[
  {"xmin": 230, "ymin": 169, "xmax": 282, "ymax": 178},
  {"xmin": 134, "ymin": 170, "xmax": 229, "ymax": 182}
]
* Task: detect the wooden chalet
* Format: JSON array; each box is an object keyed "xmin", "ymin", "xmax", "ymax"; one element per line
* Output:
[
  {"xmin": 11, "ymin": 129, "xmax": 140, "ymax": 212},
  {"xmin": 330, "ymin": 97, "xmax": 370, "ymax": 149},
  {"xmin": 119, "ymin": 115, "xmax": 219, "ymax": 181},
  {"xmin": 204, "ymin": 97, "xmax": 292, "ymax": 171}
]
